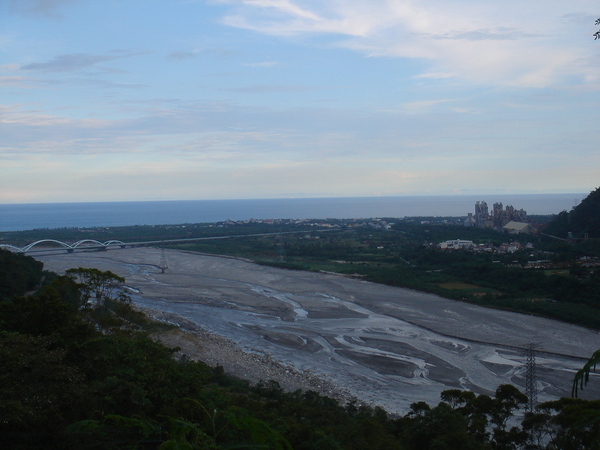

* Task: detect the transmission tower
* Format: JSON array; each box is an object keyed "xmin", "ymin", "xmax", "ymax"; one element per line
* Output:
[
  {"xmin": 525, "ymin": 343, "xmax": 538, "ymax": 412},
  {"xmin": 159, "ymin": 247, "xmax": 168, "ymax": 274}
]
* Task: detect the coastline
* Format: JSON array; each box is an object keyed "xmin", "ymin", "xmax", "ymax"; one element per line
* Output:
[{"xmin": 1, "ymin": 193, "xmax": 583, "ymax": 231}]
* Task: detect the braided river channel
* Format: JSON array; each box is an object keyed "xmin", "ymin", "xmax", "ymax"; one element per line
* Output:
[{"xmin": 36, "ymin": 247, "xmax": 600, "ymax": 415}]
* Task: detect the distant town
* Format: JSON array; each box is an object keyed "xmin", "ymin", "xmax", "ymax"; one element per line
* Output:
[
  {"xmin": 464, "ymin": 200, "xmax": 530, "ymax": 233},
  {"xmin": 212, "ymin": 200, "xmax": 538, "ymax": 234}
]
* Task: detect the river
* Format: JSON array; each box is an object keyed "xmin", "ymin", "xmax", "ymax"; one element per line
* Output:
[{"xmin": 35, "ymin": 247, "xmax": 600, "ymax": 415}]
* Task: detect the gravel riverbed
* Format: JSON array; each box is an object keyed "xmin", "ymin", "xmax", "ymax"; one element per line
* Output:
[
  {"xmin": 35, "ymin": 247, "xmax": 600, "ymax": 414},
  {"xmin": 144, "ymin": 309, "xmax": 361, "ymax": 406}
]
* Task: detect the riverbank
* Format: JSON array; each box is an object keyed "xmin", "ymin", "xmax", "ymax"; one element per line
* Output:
[{"xmin": 143, "ymin": 308, "xmax": 359, "ymax": 406}]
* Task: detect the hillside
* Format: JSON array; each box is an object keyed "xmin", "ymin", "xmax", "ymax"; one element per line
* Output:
[{"xmin": 544, "ymin": 187, "xmax": 600, "ymax": 239}]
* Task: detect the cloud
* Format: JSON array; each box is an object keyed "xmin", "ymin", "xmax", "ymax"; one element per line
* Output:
[
  {"xmin": 401, "ymin": 99, "xmax": 456, "ymax": 114},
  {"xmin": 0, "ymin": 63, "xmax": 21, "ymax": 71},
  {"xmin": 413, "ymin": 72, "xmax": 456, "ymax": 80},
  {"xmin": 223, "ymin": 0, "xmax": 322, "ymax": 23},
  {"xmin": 220, "ymin": 0, "xmax": 382, "ymax": 37},
  {"xmin": 48, "ymin": 77, "xmax": 147, "ymax": 89},
  {"xmin": 21, "ymin": 52, "xmax": 142, "ymax": 73},
  {"xmin": 2, "ymin": 96, "xmax": 596, "ymax": 201},
  {"xmin": 1, "ymin": 90, "xmax": 595, "ymax": 181},
  {"xmin": 0, "ymin": 76, "xmax": 31, "ymax": 86},
  {"xmin": 215, "ymin": 0, "xmax": 599, "ymax": 88},
  {"xmin": 432, "ymin": 28, "xmax": 542, "ymax": 41},
  {"xmin": 8, "ymin": 0, "xmax": 76, "ymax": 18},
  {"xmin": 0, "ymin": 104, "xmax": 83, "ymax": 127},
  {"xmin": 167, "ymin": 47, "xmax": 240, "ymax": 61}
]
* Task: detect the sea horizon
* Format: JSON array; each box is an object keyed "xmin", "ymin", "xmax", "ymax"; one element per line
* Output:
[{"xmin": 0, "ymin": 193, "xmax": 586, "ymax": 232}]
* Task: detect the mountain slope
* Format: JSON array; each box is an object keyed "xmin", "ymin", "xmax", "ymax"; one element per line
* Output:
[{"xmin": 544, "ymin": 187, "xmax": 600, "ymax": 238}]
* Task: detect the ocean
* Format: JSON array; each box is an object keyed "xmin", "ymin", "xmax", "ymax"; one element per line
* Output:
[{"xmin": 0, "ymin": 194, "xmax": 584, "ymax": 232}]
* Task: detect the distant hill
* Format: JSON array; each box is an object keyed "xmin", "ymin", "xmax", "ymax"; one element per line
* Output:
[{"xmin": 544, "ymin": 187, "xmax": 600, "ymax": 238}]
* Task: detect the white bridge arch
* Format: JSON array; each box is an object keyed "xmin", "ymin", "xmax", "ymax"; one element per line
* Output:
[{"xmin": 0, "ymin": 239, "xmax": 127, "ymax": 253}]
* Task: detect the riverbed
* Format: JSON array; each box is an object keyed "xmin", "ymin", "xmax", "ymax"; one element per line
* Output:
[{"xmin": 35, "ymin": 247, "xmax": 600, "ymax": 414}]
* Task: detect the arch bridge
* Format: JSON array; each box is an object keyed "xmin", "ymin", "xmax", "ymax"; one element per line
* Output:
[
  {"xmin": 0, "ymin": 239, "xmax": 128, "ymax": 254},
  {"xmin": 0, "ymin": 231, "xmax": 318, "ymax": 255}
]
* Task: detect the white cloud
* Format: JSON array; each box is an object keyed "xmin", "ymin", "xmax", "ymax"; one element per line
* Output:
[
  {"xmin": 414, "ymin": 72, "xmax": 457, "ymax": 80},
  {"xmin": 216, "ymin": 0, "xmax": 599, "ymax": 88}
]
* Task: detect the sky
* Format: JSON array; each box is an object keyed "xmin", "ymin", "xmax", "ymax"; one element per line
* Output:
[{"xmin": 1, "ymin": 0, "xmax": 599, "ymax": 204}]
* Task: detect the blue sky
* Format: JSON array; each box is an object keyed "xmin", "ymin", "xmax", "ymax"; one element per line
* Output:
[{"xmin": 1, "ymin": 0, "xmax": 599, "ymax": 203}]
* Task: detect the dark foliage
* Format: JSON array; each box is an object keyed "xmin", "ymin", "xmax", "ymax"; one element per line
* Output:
[
  {"xmin": 0, "ymin": 249, "xmax": 43, "ymax": 300},
  {"xmin": 544, "ymin": 187, "xmax": 600, "ymax": 239}
]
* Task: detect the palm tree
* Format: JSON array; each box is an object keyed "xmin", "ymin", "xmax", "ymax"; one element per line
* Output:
[{"xmin": 572, "ymin": 349, "xmax": 600, "ymax": 397}]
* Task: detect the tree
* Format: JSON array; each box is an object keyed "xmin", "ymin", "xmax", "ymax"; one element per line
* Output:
[
  {"xmin": 573, "ymin": 349, "xmax": 600, "ymax": 397},
  {"xmin": 531, "ymin": 398, "xmax": 600, "ymax": 449},
  {"xmin": 595, "ymin": 18, "xmax": 600, "ymax": 40},
  {"xmin": 0, "ymin": 290, "xmax": 85, "ymax": 338},
  {"xmin": 0, "ymin": 331, "xmax": 88, "ymax": 448},
  {"xmin": 66, "ymin": 267, "xmax": 125, "ymax": 303}
]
